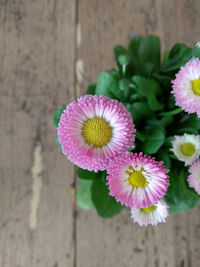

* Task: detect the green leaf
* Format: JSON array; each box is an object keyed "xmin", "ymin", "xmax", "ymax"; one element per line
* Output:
[
  {"xmin": 178, "ymin": 114, "xmax": 200, "ymax": 130},
  {"xmin": 157, "ymin": 149, "xmax": 171, "ymax": 169},
  {"xmin": 56, "ymin": 136, "xmax": 61, "ymax": 148},
  {"xmin": 159, "ymin": 116, "xmax": 173, "ymax": 128},
  {"xmin": 133, "ymin": 77, "xmax": 164, "ymax": 111},
  {"xmin": 108, "ymin": 69, "xmax": 121, "ymax": 78},
  {"xmin": 146, "ymin": 118, "xmax": 161, "ymax": 128},
  {"xmin": 77, "ymin": 167, "xmax": 99, "ymax": 180},
  {"xmin": 141, "ymin": 62, "xmax": 154, "ymax": 77},
  {"xmin": 160, "ymin": 107, "xmax": 183, "ymax": 116},
  {"xmin": 127, "ymin": 36, "xmax": 144, "ymax": 76},
  {"xmin": 164, "ymin": 136, "xmax": 174, "ymax": 147},
  {"xmin": 177, "ymin": 127, "xmax": 199, "ymax": 135},
  {"xmin": 101, "ymin": 170, "xmax": 108, "ymax": 183},
  {"xmin": 161, "ymin": 44, "xmax": 191, "ymax": 73},
  {"xmin": 142, "ymin": 127, "xmax": 165, "ymax": 154},
  {"xmin": 113, "ymin": 45, "xmax": 137, "ymax": 77},
  {"xmin": 132, "ymin": 75, "xmax": 145, "ymax": 88},
  {"xmin": 167, "ymin": 95, "xmax": 176, "ymax": 110},
  {"xmin": 152, "ymin": 73, "xmax": 173, "ymax": 85},
  {"xmin": 96, "ymin": 72, "xmax": 122, "ymax": 99},
  {"xmin": 169, "ymin": 43, "xmax": 190, "ymax": 59},
  {"xmin": 136, "ymin": 131, "xmax": 146, "ymax": 142},
  {"xmin": 128, "ymin": 35, "xmax": 143, "ymax": 58},
  {"xmin": 129, "ymin": 101, "xmax": 154, "ymax": 124},
  {"xmin": 52, "ymin": 106, "xmax": 66, "ymax": 128},
  {"xmin": 113, "ymin": 45, "xmax": 127, "ymax": 70},
  {"xmin": 140, "ymin": 79, "xmax": 164, "ymax": 111},
  {"xmin": 86, "ymin": 84, "xmax": 96, "ymax": 95},
  {"xmin": 138, "ymin": 35, "xmax": 161, "ymax": 69},
  {"xmin": 192, "ymin": 43, "xmax": 200, "ymax": 58},
  {"xmin": 129, "ymin": 93, "xmax": 141, "ymax": 103},
  {"xmin": 91, "ymin": 178, "xmax": 124, "ymax": 218},
  {"xmin": 147, "ymin": 94, "xmax": 164, "ymax": 111},
  {"xmin": 162, "ymin": 50, "xmax": 170, "ymax": 65},
  {"xmin": 119, "ymin": 79, "xmax": 130, "ymax": 90},
  {"xmin": 165, "ymin": 169, "xmax": 200, "ymax": 214},
  {"xmin": 76, "ymin": 180, "xmax": 95, "ymax": 210},
  {"xmin": 96, "ymin": 72, "xmax": 115, "ymax": 98},
  {"xmin": 118, "ymin": 54, "xmax": 130, "ymax": 66}
]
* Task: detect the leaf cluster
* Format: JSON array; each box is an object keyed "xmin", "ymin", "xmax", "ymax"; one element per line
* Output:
[{"xmin": 77, "ymin": 168, "xmax": 124, "ymax": 217}]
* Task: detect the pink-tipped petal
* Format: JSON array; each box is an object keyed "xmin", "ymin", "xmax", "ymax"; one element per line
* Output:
[
  {"xmin": 107, "ymin": 153, "xmax": 169, "ymax": 208},
  {"xmin": 188, "ymin": 159, "xmax": 200, "ymax": 194},
  {"xmin": 57, "ymin": 95, "xmax": 135, "ymax": 171},
  {"xmin": 172, "ymin": 58, "xmax": 200, "ymax": 117}
]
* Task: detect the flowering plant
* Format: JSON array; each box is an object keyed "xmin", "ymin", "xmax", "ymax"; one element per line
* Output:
[{"xmin": 53, "ymin": 35, "xmax": 200, "ymax": 226}]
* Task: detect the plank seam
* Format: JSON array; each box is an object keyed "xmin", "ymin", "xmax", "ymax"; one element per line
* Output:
[{"xmin": 73, "ymin": 0, "xmax": 80, "ymax": 267}]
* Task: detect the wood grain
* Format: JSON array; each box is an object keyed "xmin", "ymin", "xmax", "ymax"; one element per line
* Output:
[
  {"xmin": 77, "ymin": 1, "xmax": 200, "ymax": 267},
  {"xmin": 1, "ymin": 0, "xmax": 200, "ymax": 267},
  {"xmin": 0, "ymin": 1, "xmax": 76, "ymax": 266}
]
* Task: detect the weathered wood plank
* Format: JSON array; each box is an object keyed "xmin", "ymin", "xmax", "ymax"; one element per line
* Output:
[
  {"xmin": 77, "ymin": 1, "xmax": 200, "ymax": 267},
  {"xmin": 0, "ymin": 1, "xmax": 76, "ymax": 266}
]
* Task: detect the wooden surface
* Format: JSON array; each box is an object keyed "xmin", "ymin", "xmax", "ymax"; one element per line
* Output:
[{"xmin": 0, "ymin": 0, "xmax": 200, "ymax": 266}]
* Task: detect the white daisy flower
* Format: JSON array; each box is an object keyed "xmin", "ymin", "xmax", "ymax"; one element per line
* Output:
[
  {"xmin": 171, "ymin": 134, "xmax": 200, "ymax": 166},
  {"xmin": 130, "ymin": 200, "xmax": 168, "ymax": 226}
]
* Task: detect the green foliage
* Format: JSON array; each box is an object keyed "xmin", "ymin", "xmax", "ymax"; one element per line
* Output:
[
  {"xmin": 52, "ymin": 105, "xmax": 66, "ymax": 128},
  {"xmin": 165, "ymin": 169, "xmax": 200, "ymax": 214},
  {"xmin": 91, "ymin": 178, "xmax": 124, "ymax": 218},
  {"xmin": 76, "ymin": 180, "xmax": 95, "ymax": 210},
  {"xmin": 160, "ymin": 108, "xmax": 182, "ymax": 116},
  {"xmin": 76, "ymin": 169, "xmax": 124, "ymax": 217},
  {"xmin": 77, "ymin": 167, "xmax": 99, "ymax": 180},
  {"xmin": 157, "ymin": 149, "xmax": 171, "ymax": 170},
  {"xmin": 132, "ymin": 76, "xmax": 164, "ymax": 111},
  {"xmin": 113, "ymin": 45, "xmax": 127, "ymax": 70},
  {"xmin": 138, "ymin": 35, "xmax": 161, "ymax": 69},
  {"xmin": 119, "ymin": 79, "xmax": 130, "ymax": 90},
  {"xmin": 86, "ymin": 84, "xmax": 96, "ymax": 95},
  {"xmin": 72, "ymin": 35, "xmax": 200, "ymax": 217},
  {"xmin": 161, "ymin": 43, "xmax": 192, "ymax": 73},
  {"xmin": 129, "ymin": 102, "xmax": 154, "ymax": 124},
  {"xmin": 96, "ymin": 71, "xmax": 121, "ymax": 99},
  {"xmin": 52, "ymin": 106, "xmax": 66, "ymax": 148},
  {"xmin": 118, "ymin": 54, "xmax": 131, "ymax": 66},
  {"xmin": 142, "ymin": 127, "xmax": 165, "ymax": 154},
  {"xmin": 128, "ymin": 35, "xmax": 143, "ymax": 59},
  {"xmin": 56, "ymin": 136, "xmax": 61, "ymax": 148},
  {"xmin": 192, "ymin": 43, "xmax": 200, "ymax": 58}
]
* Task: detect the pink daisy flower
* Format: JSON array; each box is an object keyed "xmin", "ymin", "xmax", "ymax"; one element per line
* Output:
[
  {"xmin": 188, "ymin": 159, "xmax": 200, "ymax": 194},
  {"xmin": 57, "ymin": 95, "xmax": 135, "ymax": 171},
  {"xmin": 107, "ymin": 153, "xmax": 169, "ymax": 208},
  {"xmin": 172, "ymin": 58, "xmax": 200, "ymax": 117},
  {"xmin": 131, "ymin": 199, "xmax": 168, "ymax": 226}
]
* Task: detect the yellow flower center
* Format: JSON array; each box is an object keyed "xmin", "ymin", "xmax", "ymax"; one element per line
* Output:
[
  {"xmin": 82, "ymin": 117, "xmax": 112, "ymax": 148},
  {"xmin": 126, "ymin": 166, "xmax": 148, "ymax": 189},
  {"xmin": 141, "ymin": 205, "xmax": 156, "ymax": 213},
  {"xmin": 192, "ymin": 78, "xmax": 200, "ymax": 96},
  {"xmin": 181, "ymin": 142, "xmax": 196, "ymax": 156}
]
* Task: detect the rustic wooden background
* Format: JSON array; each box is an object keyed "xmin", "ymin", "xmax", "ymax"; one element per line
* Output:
[{"xmin": 1, "ymin": 0, "xmax": 200, "ymax": 266}]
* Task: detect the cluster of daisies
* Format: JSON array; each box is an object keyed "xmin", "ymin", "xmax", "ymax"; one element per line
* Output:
[
  {"xmin": 57, "ymin": 57, "xmax": 200, "ymax": 226},
  {"xmin": 171, "ymin": 58, "xmax": 200, "ymax": 195}
]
